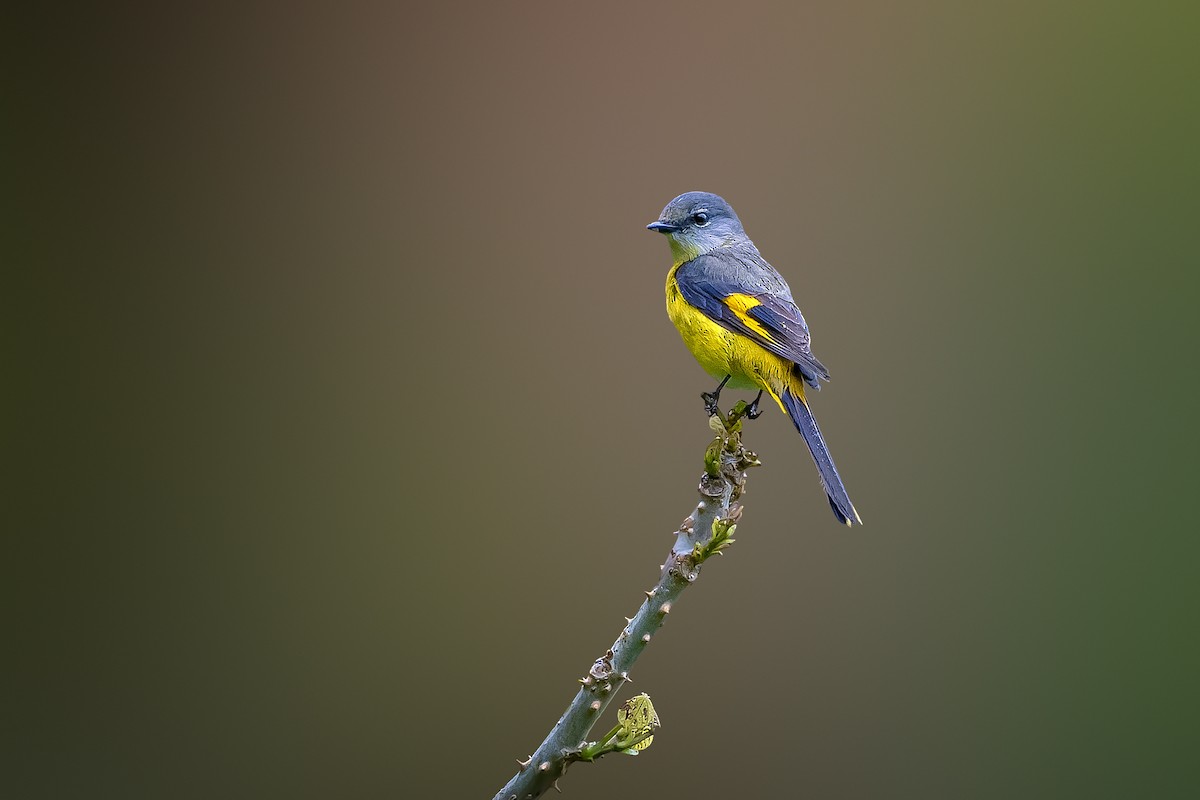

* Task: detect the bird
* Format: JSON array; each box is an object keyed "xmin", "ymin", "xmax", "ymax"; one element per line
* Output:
[{"xmin": 647, "ymin": 191, "xmax": 862, "ymax": 526}]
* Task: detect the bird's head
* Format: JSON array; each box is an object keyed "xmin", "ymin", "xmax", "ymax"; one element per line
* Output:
[{"xmin": 647, "ymin": 191, "xmax": 746, "ymax": 263}]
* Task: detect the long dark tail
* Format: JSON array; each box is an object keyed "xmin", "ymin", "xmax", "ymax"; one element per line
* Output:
[{"xmin": 775, "ymin": 383, "xmax": 862, "ymax": 527}]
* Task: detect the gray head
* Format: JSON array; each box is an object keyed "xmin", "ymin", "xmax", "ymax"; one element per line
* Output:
[{"xmin": 647, "ymin": 191, "xmax": 748, "ymax": 262}]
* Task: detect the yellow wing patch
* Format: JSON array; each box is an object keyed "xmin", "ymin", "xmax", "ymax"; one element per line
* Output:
[{"xmin": 721, "ymin": 293, "xmax": 776, "ymax": 344}]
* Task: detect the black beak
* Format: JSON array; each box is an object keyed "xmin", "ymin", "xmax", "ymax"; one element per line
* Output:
[{"xmin": 646, "ymin": 221, "xmax": 681, "ymax": 233}]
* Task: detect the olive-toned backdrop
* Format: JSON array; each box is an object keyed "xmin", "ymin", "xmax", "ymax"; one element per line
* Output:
[{"xmin": 10, "ymin": 2, "xmax": 1196, "ymax": 798}]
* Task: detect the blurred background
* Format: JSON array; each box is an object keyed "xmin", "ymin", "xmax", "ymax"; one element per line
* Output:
[{"xmin": 7, "ymin": 1, "xmax": 1197, "ymax": 798}]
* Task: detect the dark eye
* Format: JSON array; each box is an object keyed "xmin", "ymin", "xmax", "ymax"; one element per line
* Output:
[{"xmin": 692, "ymin": 212, "xmax": 709, "ymax": 226}]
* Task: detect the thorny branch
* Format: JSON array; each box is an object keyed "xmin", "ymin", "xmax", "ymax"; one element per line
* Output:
[{"xmin": 490, "ymin": 403, "xmax": 761, "ymax": 800}]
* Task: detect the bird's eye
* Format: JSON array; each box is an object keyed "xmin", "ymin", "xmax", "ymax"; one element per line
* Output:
[{"xmin": 692, "ymin": 212, "xmax": 710, "ymax": 226}]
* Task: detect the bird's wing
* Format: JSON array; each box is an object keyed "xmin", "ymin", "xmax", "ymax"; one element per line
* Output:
[{"xmin": 674, "ymin": 248, "xmax": 830, "ymax": 388}]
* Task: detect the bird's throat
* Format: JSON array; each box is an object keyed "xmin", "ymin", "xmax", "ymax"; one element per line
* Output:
[{"xmin": 667, "ymin": 235, "xmax": 706, "ymax": 267}]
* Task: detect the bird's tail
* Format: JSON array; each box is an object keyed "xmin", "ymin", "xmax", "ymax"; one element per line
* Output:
[{"xmin": 770, "ymin": 380, "xmax": 862, "ymax": 527}]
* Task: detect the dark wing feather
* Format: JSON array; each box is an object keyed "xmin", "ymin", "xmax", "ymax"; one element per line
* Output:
[{"xmin": 675, "ymin": 248, "xmax": 830, "ymax": 389}]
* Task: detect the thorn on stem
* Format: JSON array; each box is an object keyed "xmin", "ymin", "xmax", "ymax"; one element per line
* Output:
[
  {"xmin": 660, "ymin": 602, "xmax": 672, "ymax": 614},
  {"xmin": 517, "ymin": 755, "xmax": 532, "ymax": 768},
  {"xmin": 644, "ymin": 590, "xmax": 655, "ymax": 600},
  {"xmin": 641, "ymin": 633, "xmax": 651, "ymax": 643},
  {"xmin": 538, "ymin": 761, "xmax": 551, "ymax": 772},
  {"xmin": 590, "ymin": 700, "xmax": 601, "ymax": 711}
]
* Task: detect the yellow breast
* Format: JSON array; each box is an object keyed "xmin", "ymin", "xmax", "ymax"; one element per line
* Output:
[{"xmin": 666, "ymin": 266, "xmax": 790, "ymax": 391}]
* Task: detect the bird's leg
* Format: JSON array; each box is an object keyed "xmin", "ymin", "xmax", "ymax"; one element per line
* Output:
[
  {"xmin": 745, "ymin": 390, "xmax": 764, "ymax": 420},
  {"xmin": 701, "ymin": 375, "xmax": 731, "ymax": 416}
]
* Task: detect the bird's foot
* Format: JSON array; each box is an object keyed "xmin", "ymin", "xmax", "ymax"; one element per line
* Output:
[
  {"xmin": 745, "ymin": 390, "xmax": 765, "ymax": 420},
  {"xmin": 702, "ymin": 375, "xmax": 732, "ymax": 417}
]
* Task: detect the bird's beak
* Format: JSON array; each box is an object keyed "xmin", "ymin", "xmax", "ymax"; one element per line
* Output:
[{"xmin": 646, "ymin": 220, "xmax": 681, "ymax": 234}]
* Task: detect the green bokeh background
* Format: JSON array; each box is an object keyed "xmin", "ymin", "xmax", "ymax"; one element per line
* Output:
[{"xmin": 9, "ymin": 2, "xmax": 1197, "ymax": 798}]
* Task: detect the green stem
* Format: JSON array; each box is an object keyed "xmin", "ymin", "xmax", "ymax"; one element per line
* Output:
[{"xmin": 577, "ymin": 725, "xmax": 622, "ymax": 762}]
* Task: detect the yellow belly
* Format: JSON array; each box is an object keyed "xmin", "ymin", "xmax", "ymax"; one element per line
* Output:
[{"xmin": 665, "ymin": 269, "xmax": 794, "ymax": 393}]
